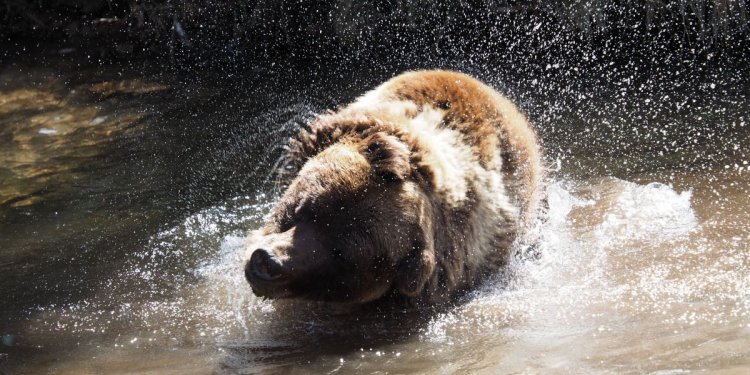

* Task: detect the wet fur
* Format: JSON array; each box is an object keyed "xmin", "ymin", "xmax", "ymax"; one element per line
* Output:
[{"xmin": 250, "ymin": 70, "xmax": 543, "ymax": 304}]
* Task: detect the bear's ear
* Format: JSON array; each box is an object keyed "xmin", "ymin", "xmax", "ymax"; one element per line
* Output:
[{"xmin": 359, "ymin": 133, "xmax": 411, "ymax": 181}]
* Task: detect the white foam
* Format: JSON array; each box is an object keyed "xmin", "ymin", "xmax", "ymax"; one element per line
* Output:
[
  {"xmin": 594, "ymin": 181, "xmax": 697, "ymax": 246},
  {"xmin": 423, "ymin": 178, "xmax": 700, "ymax": 342}
]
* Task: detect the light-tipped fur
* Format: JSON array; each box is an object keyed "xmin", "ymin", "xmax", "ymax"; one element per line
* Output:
[{"xmin": 245, "ymin": 70, "xmax": 543, "ymax": 304}]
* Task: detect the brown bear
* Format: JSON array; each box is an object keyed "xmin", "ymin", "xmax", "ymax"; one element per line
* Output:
[{"xmin": 244, "ymin": 70, "xmax": 543, "ymax": 304}]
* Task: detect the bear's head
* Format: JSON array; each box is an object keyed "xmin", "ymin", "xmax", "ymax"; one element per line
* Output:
[{"xmin": 244, "ymin": 129, "xmax": 437, "ymax": 303}]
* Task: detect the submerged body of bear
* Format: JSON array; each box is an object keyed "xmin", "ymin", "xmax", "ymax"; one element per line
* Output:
[{"xmin": 244, "ymin": 70, "xmax": 543, "ymax": 304}]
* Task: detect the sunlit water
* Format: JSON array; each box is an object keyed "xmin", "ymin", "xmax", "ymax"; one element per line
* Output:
[
  {"xmin": 1, "ymin": 55, "xmax": 748, "ymax": 374},
  {"xmin": 10, "ymin": 174, "xmax": 749, "ymax": 374}
]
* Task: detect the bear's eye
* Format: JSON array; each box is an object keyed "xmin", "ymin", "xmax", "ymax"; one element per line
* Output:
[
  {"xmin": 276, "ymin": 206, "xmax": 299, "ymax": 232},
  {"xmin": 293, "ymin": 202, "xmax": 320, "ymax": 226},
  {"xmin": 278, "ymin": 216, "xmax": 294, "ymax": 232},
  {"xmin": 277, "ymin": 203, "xmax": 316, "ymax": 232}
]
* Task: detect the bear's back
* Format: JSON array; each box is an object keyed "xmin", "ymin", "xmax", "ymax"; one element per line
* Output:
[{"xmin": 353, "ymin": 70, "xmax": 543, "ymax": 222}]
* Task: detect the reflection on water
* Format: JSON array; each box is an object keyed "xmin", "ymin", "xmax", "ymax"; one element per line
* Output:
[
  {"xmin": 1, "ymin": 55, "xmax": 749, "ymax": 374},
  {"xmin": 0, "ymin": 76, "xmax": 145, "ymax": 208}
]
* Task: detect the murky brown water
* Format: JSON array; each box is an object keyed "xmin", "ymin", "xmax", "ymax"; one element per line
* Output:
[{"xmin": 1, "ymin": 53, "xmax": 748, "ymax": 374}]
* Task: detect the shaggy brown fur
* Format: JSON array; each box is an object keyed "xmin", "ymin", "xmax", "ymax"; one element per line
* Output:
[{"xmin": 244, "ymin": 70, "xmax": 543, "ymax": 304}]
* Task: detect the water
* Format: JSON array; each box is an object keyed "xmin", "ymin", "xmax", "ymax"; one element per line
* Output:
[{"xmin": 1, "ymin": 52, "xmax": 748, "ymax": 374}]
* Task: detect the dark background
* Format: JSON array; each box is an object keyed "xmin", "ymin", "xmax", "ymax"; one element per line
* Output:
[
  {"xmin": 4, "ymin": 1, "xmax": 747, "ymax": 167},
  {"xmin": 3, "ymin": 1, "xmax": 749, "ymax": 71}
]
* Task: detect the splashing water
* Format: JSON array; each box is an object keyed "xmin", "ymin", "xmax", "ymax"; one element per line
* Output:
[{"xmin": 12, "ymin": 168, "xmax": 748, "ymax": 374}]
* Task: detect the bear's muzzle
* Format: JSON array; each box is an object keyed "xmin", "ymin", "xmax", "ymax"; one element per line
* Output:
[{"xmin": 247, "ymin": 248, "xmax": 284, "ymax": 282}]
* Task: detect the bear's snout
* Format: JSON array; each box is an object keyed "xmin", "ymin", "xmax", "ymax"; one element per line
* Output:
[
  {"xmin": 244, "ymin": 222, "xmax": 333, "ymax": 299},
  {"xmin": 247, "ymin": 248, "xmax": 284, "ymax": 282},
  {"xmin": 245, "ymin": 248, "xmax": 292, "ymax": 298}
]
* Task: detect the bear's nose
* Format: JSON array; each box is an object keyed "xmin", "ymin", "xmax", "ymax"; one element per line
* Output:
[{"xmin": 246, "ymin": 249, "xmax": 284, "ymax": 282}]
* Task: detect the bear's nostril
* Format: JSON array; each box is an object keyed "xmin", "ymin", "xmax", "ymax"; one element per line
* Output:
[{"xmin": 248, "ymin": 249, "xmax": 284, "ymax": 282}]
